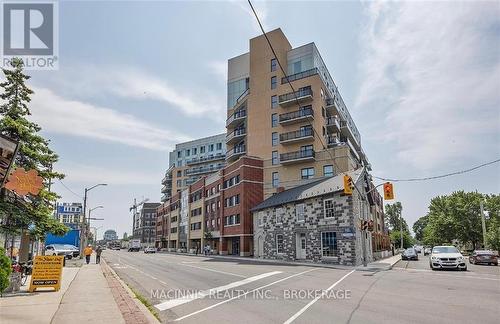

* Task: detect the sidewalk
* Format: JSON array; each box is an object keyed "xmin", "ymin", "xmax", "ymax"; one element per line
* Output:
[{"xmin": 360, "ymin": 254, "xmax": 402, "ymax": 271}]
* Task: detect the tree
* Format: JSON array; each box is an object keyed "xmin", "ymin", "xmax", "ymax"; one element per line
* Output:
[
  {"xmin": 0, "ymin": 247, "xmax": 12, "ymax": 295},
  {"xmin": 0, "ymin": 58, "xmax": 67, "ymax": 241},
  {"xmin": 413, "ymin": 215, "xmax": 428, "ymax": 242},
  {"xmin": 486, "ymin": 217, "xmax": 500, "ymax": 251},
  {"xmin": 385, "ymin": 202, "xmax": 409, "ymax": 232},
  {"xmin": 389, "ymin": 230, "xmax": 414, "ymax": 249}
]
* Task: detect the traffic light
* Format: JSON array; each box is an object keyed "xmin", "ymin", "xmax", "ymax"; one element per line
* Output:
[
  {"xmin": 383, "ymin": 182, "xmax": 394, "ymax": 200},
  {"xmin": 368, "ymin": 220, "xmax": 374, "ymax": 232},
  {"xmin": 343, "ymin": 175, "xmax": 353, "ymax": 195}
]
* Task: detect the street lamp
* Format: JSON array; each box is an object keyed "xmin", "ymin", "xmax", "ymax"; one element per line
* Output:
[
  {"xmin": 88, "ymin": 206, "xmax": 103, "ymax": 234},
  {"xmin": 80, "ymin": 183, "xmax": 107, "ymax": 255}
]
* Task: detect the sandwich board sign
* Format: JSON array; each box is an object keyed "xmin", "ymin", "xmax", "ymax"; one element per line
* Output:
[{"xmin": 29, "ymin": 255, "xmax": 63, "ymax": 292}]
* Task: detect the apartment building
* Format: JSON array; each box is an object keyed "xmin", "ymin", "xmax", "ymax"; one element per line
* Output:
[
  {"xmin": 54, "ymin": 202, "xmax": 83, "ymax": 230},
  {"xmin": 156, "ymin": 156, "xmax": 263, "ymax": 256},
  {"xmin": 161, "ymin": 134, "xmax": 226, "ymax": 202},
  {"xmin": 226, "ymin": 28, "xmax": 370, "ymax": 199},
  {"xmin": 133, "ymin": 202, "xmax": 161, "ymax": 246}
]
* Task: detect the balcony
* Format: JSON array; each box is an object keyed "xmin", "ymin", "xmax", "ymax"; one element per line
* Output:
[
  {"xmin": 280, "ymin": 149, "xmax": 315, "ymax": 165},
  {"xmin": 226, "ymin": 127, "xmax": 246, "ymax": 145},
  {"xmin": 279, "ymin": 107, "xmax": 314, "ymax": 125},
  {"xmin": 325, "ymin": 97, "xmax": 341, "ymax": 115},
  {"xmin": 280, "ymin": 127, "xmax": 314, "ymax": 144},
  {"xmin": 226, "ymin": 109, "xmax": 247, "ymax": 128},
  {"xmin": 161, "ymin": 184, "xmax": 171, "ymax": 193},
  {"xmin": 185, "ymin": 165, "xmax": 223, "ymax": 176},
  {"xmin": 278, "ymin": 86, "xmax": 313, "ymax": 107},
  {"xmin": 186, "ymin": 153, "xmax": 226, "ymax": 166},
  {"xmin": 327, "ymin": 135, "xmax": 360, "ymax": 161},
  {"xmin": 281, "ymin": 68, "xmax": 318, "ymax": 84},
  {"xmin": 340, "ymin": 121, "xmax": 361, "ymax": 151},
  {"xmin": 226, "ymin": 145, "xmax": 246, "ymax": 162},
  {"xmin": 326, "ymin": 116, "xmax": 341, "ymax": 132},
  {"xmin": 161, "ymin": 174, "xmax": 172, "ymax": 185},
  {"xmin": 185, "ymin": 177, "xmax": 201, "ymax": 186}
]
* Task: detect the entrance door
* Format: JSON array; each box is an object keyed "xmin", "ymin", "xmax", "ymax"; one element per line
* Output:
[
  {"xmin": 296, "ymin": 233, "xmax": 306, "ymax": 259},
  {"xmin": 233, "ymin": 239, "xmax": 240, "ymax": 255},
  {"xmin": 257, "ymin": 236, "xmax": 264, "ymax": 258}
]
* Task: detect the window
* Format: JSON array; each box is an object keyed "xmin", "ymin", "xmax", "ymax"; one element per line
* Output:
[
  {"xmin": 217, "ymin": 200, "xmax": 221, "ymax": 209},
  {"xmin": 186, "ymin": 149, "xmax": 190, "ymax": 156},
  {"xmin": 225, "ymin": 194, "xmax": 240, "ymax": 207},
  {"xmin": 301, "ymin": 167, "xmax": 315, "ymax": 179},
  {"xmin": 193, "ymin": 147, "xmax": 197, "ymax": 155},
  {"xmin": 224, "ymin": 214, "xmax": 240, "ymax": 226},
  {"xmin": 176, "ymin": 180, "xmax": 182, "ymax": 187},
  {"xmin": 272, "ymin": 132, "xmax": 278, "ymax": 146},
  {"xmin": 322, "ymin": 107, "xmax": 325, "ymax": 117},
  {"xmin": 216, "ymin": 143, "xmax": 222, "ymax": 150},
  {"xmin": 171, "ymin": 227, "xmax": 177, "ymax": 233},
  {"xmin": 223, "ymin": 175, "xmax": 241, "ymax": 189},
  {"xmin": 200, "ymin": 146, "xmax": 205, "ymax": 153},
  {"xmin": 296, "ymin": 203, "xmax": 305, "ymax": 222},
  {"xmin": 272, "ymin": 151, "xmax": 279, "ymax": 165},
  {"xmin": 271, "ymin": 114, "xmax": 278, "ymax": 127},
  {"xmin": 258, "ymin": 212, "xmax": 264, "ymax": 227},
  {"xmin": 323, "ymin": 165, "xmax": 334, "ymax": 177},
  {"xmin": 321, "ymin": 232, "xmax": 337, "ymax": 257},
  {"xmin": 276, "ymin": 208, "xmax": 284, "ymax": 224},
  {"xmin": 211, "ymin": 202, "xmax": 216, "ymax": 211},
  {"xmin": 209, "ymin": 144, "xmax": 214, "ymax": 152},
  {"xmin": 177, "ymin": 151, "xmax": 181, "ymax": 158},
  {"xmin": 177, "ymin": 170, "xmax": 182, "ymax": 177},
  {"xmin": 272, "ymin": 172, "xmax": 279, "ymax": 188},
  {"xmin": 323, "ymin": 199, "xmax": 338, "ymax": 218},
  {"xmin": 271, "ymin": 76, "xmax": 277, "ymax": 89},
  {"xmin": 271, "ymin": 58, "xmax": 277, "ymax": 72},
  {"xmin": 276, "ymin": 234, "xmax": 284, "ymax": 254},
  {"xmin": 271, "ymin": 95, "xmax": 278, "ymax": 109},
  {"xmin": 190, "ymin": 222, "xmax": 201, "ymax": 230}
]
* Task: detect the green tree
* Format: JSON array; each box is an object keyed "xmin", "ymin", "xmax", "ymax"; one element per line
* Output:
[
  {"xmin": 486, "ymin": 217, "xmax": 500, "ymax": 251},
  {"xmin": 385, "ymin": 202, "xmax": 409, "ymax": 232},
  {"xmin": 0, "ymin": 58, "xmax": 67, "ymax": 241},
  {"xmin": 0, "ymin": 247, "xmax": 12, "ymax": 295},
  {"xmin": 413, "ymin": 215, "xmax": 428, "ymax": 242},
  {"xmin": 389, "ymin": 230, "xmax": 414, "ymax": 249}
]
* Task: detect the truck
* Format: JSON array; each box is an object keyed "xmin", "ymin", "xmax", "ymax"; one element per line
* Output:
[
  {"xmin": 128, "ymin": 239, "xmax": 141, "ymax": 252},
  {"xmin": 45, "ymin": 229, "xmax": 80, "ymax": 248}
]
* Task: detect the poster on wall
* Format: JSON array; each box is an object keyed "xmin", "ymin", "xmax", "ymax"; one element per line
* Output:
[{"xmin": 0, "ymin": 134, "xmax": 19, "ymax": 187}]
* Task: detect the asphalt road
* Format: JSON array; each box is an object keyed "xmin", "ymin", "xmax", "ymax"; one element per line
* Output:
[{"xmin": 103, "ymin": 250, "xmax": 500, "ymax": 324}]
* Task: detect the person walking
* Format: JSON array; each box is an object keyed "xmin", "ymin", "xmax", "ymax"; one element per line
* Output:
[
  {"xmin": 83, "ymin": 245, "xmax": 93, "ymax": 264},
  {"xmin": 95, "ymin": 246, "xmax": 103, "ymax": 264}
]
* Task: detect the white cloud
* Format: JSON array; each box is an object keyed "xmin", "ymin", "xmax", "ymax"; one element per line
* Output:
[
  {"xmin": 30, "ymin": 87, "xmax": 191, "ymax": 151},
  {"xmin": 230, "ymin": 0, "xmax": 269, "ymax": 32},
  {"xmin": 356, "ymin": 1, "xmax": 500, "ymax": 170}
]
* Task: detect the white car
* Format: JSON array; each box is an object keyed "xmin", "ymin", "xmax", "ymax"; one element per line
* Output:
[
  {"xmin": 429, "ymin": 246, "xmax": 467, "ymax": 271},
  {"xmin": 144, "ymin": 247, "xmax": 156, "ymax": 254},
  {"xmin": 45, "ymin": 244, "xmax": 75, "ymax": 259}
]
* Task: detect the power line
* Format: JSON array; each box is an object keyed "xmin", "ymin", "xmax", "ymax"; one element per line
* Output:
[
  {"xmin": 57, "ymin": 179, "xmax": 83, "ymax": 199},
  {"xmin": 372, "ymin": 159, "xmax": 500, "ymax": 182}
]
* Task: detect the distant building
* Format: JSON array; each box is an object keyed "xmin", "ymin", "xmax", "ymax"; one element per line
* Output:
[
  {"xmin": 55, "ymin": 202, "xmax": 83, "ymax": 229},
  {"xmin": 103, "ymin": 229, "xmax": 118, "ymax": 241},
  {"xmin": 161, "ymin": 133, "xmax": 227, "ymax": 202},
  {"xmin": 133, "ymin": 202, "xmax": 161, "ymax": 246},
  {"xmin": 123, "ymin": 232, "xmax": 128, "ymax": 240}
]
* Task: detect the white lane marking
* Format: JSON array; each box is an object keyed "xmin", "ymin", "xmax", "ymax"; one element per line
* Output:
[
  {"xmin": 181, "ymin": 261, "xmax": 203, "ymax": 264},
  {"xmin": 283, "ymin": 269, "xmax": 356, "ymax": 324},
  {"xmin": 178, "ymin": 263, "xmax": 247, "ymax": 278},
  {"xmin": 118, "ymin": 262, "xmax": 168, "ymax": 285},
  {"xmin": 173, "ymin": 268, "xmax": 318, "ymax": 322},
  {"xmin": 155, "ymin": 271, "xmax": 282, "ymax": 312}
]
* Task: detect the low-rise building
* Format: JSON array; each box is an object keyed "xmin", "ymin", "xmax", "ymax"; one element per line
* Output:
[
  {"xmin": 54, "ymin": 202, "xmax": 83, "ymax": 230},
  {"xmin": 252, "ymin": 169, "xmax": 379, "ymax": 266}
]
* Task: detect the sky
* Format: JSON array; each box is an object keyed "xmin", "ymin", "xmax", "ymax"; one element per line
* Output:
[{"xmin": 3, "ymin": 0, "xmax": 499, "ymax": 239}]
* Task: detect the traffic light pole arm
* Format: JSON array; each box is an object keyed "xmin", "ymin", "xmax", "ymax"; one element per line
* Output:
[{"xmin": 365, "ymin": 182, "xmax": 385, "ymax": 195}]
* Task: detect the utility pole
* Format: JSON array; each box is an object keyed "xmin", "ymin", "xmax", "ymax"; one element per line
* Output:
[
  {"xmin": 400, "ymin": 208, "xmax": 404, "ymax": 249},
  {"xmin": 480, "ymin": 200, "xmax": 487, "ymax": 248},
  {"xmin": 79, "ymin": 184, "xmax": 107, "ymax": 256}
]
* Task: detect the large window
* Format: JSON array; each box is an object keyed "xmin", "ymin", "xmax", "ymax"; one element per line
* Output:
[
  {"xmin": 323, "ymin": 165, "xmax": 334, "ymax": 177},
  {"xmin": 272, "ymin": 172, "xmax": 279, "ymax": 188},
  {"xmin": 271, "ymin": 58, "xmax": 277, "ymax": 72},
  {"xmin": 272, "ymin": 132, "xmax": 279, "ymax": 146},
  {"xmin": 323, "ymin": 199, "xmax": 338, "ymax": 218},
  {"xmin": 224, "ymin": 214, "xmax": 240, "ymax": 226},
  {"xmin": 272, "ymin": 151, "xmax": 279, "ymax": 165},
  {"xmin": 271, "ymin": 76, "xmax": 277, "ymax": 89},
  {"xmin": 321, "ymin": 232, "xmax": 337, "ymax": 257},
  {"xmin": 296, "ymin": 203, "xmax": 305, "ymax": 222},
  {"xmin": 228, "ymin": 77, "xmax": 249, "ymax": 108},
  {"xmin": 276, "ymin": 234, "xmax": 284, "ymax": 254},
  {"xmin": 271, "ymin": 114, "xmax": 278, "ymax": 127},
  {"xmin": 301, "ymin": 167, "xmax": 315, "ymax": 179},
  {"xmin": 271, "ymin": 95, "xmax": 278, "ymax": 109},
  {"xmin": 225, "ymin": 194, "xmax": 240, "ymax": 207}
]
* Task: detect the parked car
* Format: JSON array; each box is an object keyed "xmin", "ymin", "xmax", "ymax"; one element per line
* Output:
[
  {"xmin": 62, "ymin": 244, "xmax": 80, "ymax": 257},
  {"xmin": 424, "ymin": 247, "xmax": 432, "ymax": 256},
  {"xmin": 45, "ymin": 244, "xmax": 75, "ymax": 259},
  {"xmin": 429, "ymin": 246, "xmax": 467, "ymax": 271},
  {"xmin": 144, "ymin": 247, "xmax": 156, "ymax": 254},
  {"xmin": 402, "ymin": 248, "xmax": 418, "ymax": 260},
  {"xmin": 414, "ymin": 246, "xmax": 423, "ymax": 254},
  {"xmin": 469, "ymin": 250, "xmax": 498, "ymax": 266}
]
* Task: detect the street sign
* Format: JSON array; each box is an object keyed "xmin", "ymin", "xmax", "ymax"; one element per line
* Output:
[
  {"xmin": 0, "ymin": 134, "xmax": 19, "ymax": 187},
  {"xmin": 29, "ymin": 255, "xmax": 64, "ymax": 292},
  {"xmin": 4, "ymin": 167, "xmax": 44, "ymax": 196}
]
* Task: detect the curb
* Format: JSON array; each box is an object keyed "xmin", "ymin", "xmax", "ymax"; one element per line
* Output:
[{"xmin": 101, "ymin": 259, "xmax": 160, "ymax": 324}]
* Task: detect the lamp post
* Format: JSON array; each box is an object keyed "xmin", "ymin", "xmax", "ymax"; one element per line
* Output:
[
  {"xmin": 88, "ymin": 206, "xmax": 103, "ymax": 239},
  {"xmin": 80, "ymin": 184, "xmax": 107, "ymax": 256}
]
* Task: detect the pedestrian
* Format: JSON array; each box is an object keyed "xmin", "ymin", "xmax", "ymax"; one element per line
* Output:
[
  {"xmin": 83, "ymin": 245, "xmax": 93, "ymax": 264},
  {"xmin": 96, "ymin": 246, "xmax": 103, "ymax": 264}
]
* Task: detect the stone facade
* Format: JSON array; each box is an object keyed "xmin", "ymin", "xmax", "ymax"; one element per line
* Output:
[{"xmin": 253, "ymin": 188, "xmax": 372, "ymax": 266}]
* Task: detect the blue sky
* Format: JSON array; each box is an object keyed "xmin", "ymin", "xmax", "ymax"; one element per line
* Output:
[{"xmin": 8, "ymin": 0, "xmax": 499, "ymax": 238}]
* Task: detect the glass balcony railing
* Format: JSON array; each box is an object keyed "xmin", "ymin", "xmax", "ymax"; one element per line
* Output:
[
  {"xmin": 226, "ymin": 127, "xmax": 246, "ymax": 142},
  {"xmin": 279, "ymin": 86, "xmax": 313, "ymax": 105},
  {"xmin": 280, "ymin": 149, "xmax": 315, "ymax": 163},
  {"xmin": 186, "ymin": 153, "xmax": 226, "ymax": 165},
  {"xmin": 226, "ymin": 145, "xmax": 246, "ymax": 161},
  {"xmin": 281, "ymin": 68, "xmax": 318, "ymax": 84},
  {"xmin": 226, "ymin": 109, "xmax": 247, "ymax": 127},
  {"xmin": 279, "ymin": 107, "xmax": 314, "ymax": 123},
  {"xmin": 185, "ymin": 165, "xmax": 224, "ymax": 176},
  {"xmin": 280, "ymin": 128, "xmax": 314, "ymax": 143}
]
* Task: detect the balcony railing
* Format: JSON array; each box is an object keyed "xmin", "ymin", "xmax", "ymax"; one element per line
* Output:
[
  {"xmin": 226, "ymin": 109, "xmax": 247, "ymax": 128},
  {"xmin": 186, "ymin": 153, "xmax": 226, "ymax": 166},
  {"xmin": 279, "ymin": 107, "xmax": 314, "ymax": 124},
  {"xmin": 326, "ymin": 116, "xmax": 341, "ymax": 131},
  {"xmin": 226, "ymin": 145, "xmax": 246, "ymax": 161},
  {"xmin": 281, "ymin": 68, "xmax": 318, "ymax": 84},
  {"xmin": 280, "ymin": 149, "xmax": 315, "ymax": 164},
  {"xmin": 226, "ymin": 127, "xmax": 246, "ymax": 143},
  {"xmin": 186, "ymin": 165, "xmax": 223, "ymax": 176},
  {"xmin": 279, "ymin": 86, "xmax": 313, "ymax": 106},
  {"xmin": 280, "ymin": 127, "xmax": 314, "ymax": 143}
]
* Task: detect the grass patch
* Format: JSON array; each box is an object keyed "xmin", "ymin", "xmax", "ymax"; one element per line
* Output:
[{"xmin": 128, "ymin": 285, "xmax": 161, "ymax": 322}]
